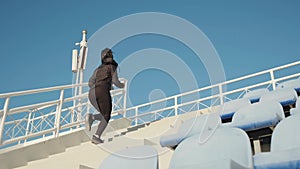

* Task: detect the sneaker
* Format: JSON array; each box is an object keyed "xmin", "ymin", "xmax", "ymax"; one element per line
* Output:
[
  {"xmin": 85, "ymin": 113, "xmax": 94, "ymax": 131},
  {"xmin": 91, "ymin": 135, "xmax": 104, "ymax": 144}
]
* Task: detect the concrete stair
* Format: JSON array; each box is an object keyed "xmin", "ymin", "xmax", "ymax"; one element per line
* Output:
[
  {"xmin": 0, "ymin": 113, "xmax": 206, "ymax": 169},
  {"xmin": 0, "ymin": 117, "xmax": 131, "ymax": 169},
  {"xmin": 0, "ymin": 128, "xmax": 90, "ymax": 169}
]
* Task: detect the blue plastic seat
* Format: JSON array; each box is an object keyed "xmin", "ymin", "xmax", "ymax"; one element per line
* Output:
[
  {"xmin": 99, "ymin": 145, "xmax": 158, "ymax": 169},
  {"xmin": 242, "ymin": 88, "xmax": 269, "ymax": 103},
  {"xmin": 253, "ymin": 114, "xmax": 300, "ymax": 169},
  {"xmin": 227, "ymin": 100, "xmax": 284, "ymax": 132},
  {"xmin": 277, "ymin": 78, "xmax": 300, "ymax": 92},
  {"xmin": 215, "ymin": 98, "xmax": 251, "ymax": 120},
  {"xmin": 260, "ymin": 88, "xmax": 297, "ymax": 106},
  {"xmin": 160, "ymin": 113, "xmax": 221, "ymax": 148},
  {"xmin": 169, "ymin": 127, "xmax": 253, "ymax": 169}
]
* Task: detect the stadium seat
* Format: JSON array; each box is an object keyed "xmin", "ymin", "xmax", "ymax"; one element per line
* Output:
[
  {"xmin": 99, "ymin": 145, "xmax": 158, "ymax": 169},
  {"xmin": 259, "ymin": 88, "xmax": 297, "ymax": 106},
  {"xmin": 242, "ymin": 88, "xmax": 269, "ymax": 103},
  {"xmin": 226, "ymin": 100, "xmax": 284, "ymax": 132},
  {"xmin": 290, "ymin": 97, "xmax": 300, "ymax": 115},
  {"xmin": 277, "ymin": 78, "xmax": 300, "ymax": 93},
  {"xmin": 168, "ymin": 127, "xmax": 253, "ymax": 169},
  {"xmin": 253, "ymin": 114, "xmax": 300, "ymax": 169},
  {"xmin": 214, "ymin": 98, "xmax": 251, "ymax": 121},
  {"xmin": 160, "ymin": 113, "xmax": 221, "ymax": 148}
]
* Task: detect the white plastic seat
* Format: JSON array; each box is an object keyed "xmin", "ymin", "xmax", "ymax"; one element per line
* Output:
[
  {"xmin": 260, "ymin": 88, "xmax": 297, "ymax": 106},
  {"xmin": 290, "ymin": 97, "xmax": 300, "ymax": 115},
  {"xmin": 160, "ymin": 113, "xmax": 221, "ymax": 147},
  {"xmin": 169, "ymin": 127, "xmax": 253, "ymax": 169},
  {"xmin": 253, "ymin": 114, "xmax": 300, "ymax": 169},
  {"xmin": 99, "ymin": 145, "xmax": 158, "ymax": 169},
  {"xmin": 227, "ymin": 100, "xmax": 284, "ymax": 132},
  {"xmin": 242, "ymin": 88, "xmax": 269, "ymax": 103},
  {"xmin": 215, "ymin": 98, "xmax": 251, "ymax": 120},
  {"xmin": 277, "ymin": 78, "xmax": 300, "ymax": 92}
]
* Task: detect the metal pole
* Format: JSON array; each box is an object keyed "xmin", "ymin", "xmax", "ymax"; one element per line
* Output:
[
  {"xmin": 24, "ymin": 110, "xmax": 33, "ymax": 143},
  {"xmin": 270, "ymin": 70, "xmax": 276, "ymax": 90},
  {"xmin": 77, "ymin": 30, "xmax": 88, "ymax": 122},
  {"xmin": 123, "ymin": 79, "xmax": 128, "ymax": 117},
  {"xmin": 218, "ymin": 84, "xmax": 224, "ymax": 105},
  {"xmin": 0, "ymin": 97, "xmax": 10, "ymax": 145},
  {"xmin": 78, "ymin": 30, "xmax": 88, "ymax": 89},
  {"xmin": 135, "ymin": 107, "xmax": 138, "ymax": 126},
  {"xmin": 174, "ymin": 96, "xmax": 178, "ymax": 116}
]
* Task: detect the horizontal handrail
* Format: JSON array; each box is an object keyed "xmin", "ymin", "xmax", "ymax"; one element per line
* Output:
[
  {"xmin": 222, "ymin": 60, "xmax": 300, "ymax": 85},
  {"xmin": 0, "ymin": 83, "xmax": 88, "ymax": 98},
  {"xmin": 7, "ymin": 100, "xmax": 60, "ymax": 115},
  {"xmin": 0, "ymin": 79, "xmax": 127, "ymax": 148},
  {"xmin": 1, "ymin": 60, "xmax": 300, "ymax": 149},
  {"xmin": 125, "ymin": 60, "xmax": 300, "ymax": 126},
  {"xmin": 2, "ymin": 128, "xmax": 56, "ymax": 146}
]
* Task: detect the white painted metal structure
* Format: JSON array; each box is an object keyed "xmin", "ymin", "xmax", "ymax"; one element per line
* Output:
[
  {"xmin": 2, "ymin": 59, "xmax": 300, "ymax": 150},
  {"xmin": 1, "ymin": 59, "xmax": 300, "ymax": 148},
  {"xmin": 0, "ymin": 60, "xmax": 299, "ymax": 168},
  {"xmin": 0, "ymin": 82, "xmax": 127, "ymax": 148},
  {"xmin": 1, "ymin": 30, "xmax": 300, "ymax": 168}
]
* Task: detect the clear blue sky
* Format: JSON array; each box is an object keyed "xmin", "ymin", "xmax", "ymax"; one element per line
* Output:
[{"xmin": 0, "ymin": 0, "xmax": 300, "ymax": 106}]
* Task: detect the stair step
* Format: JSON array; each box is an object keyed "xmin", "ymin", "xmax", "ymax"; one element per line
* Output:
[{"xmin": 79, "ymin": 164, "xmax": 95, "ymax": 169}]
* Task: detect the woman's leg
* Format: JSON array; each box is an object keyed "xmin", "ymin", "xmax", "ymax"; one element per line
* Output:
[
  {"xmin": 88, "ymin": 88, "xmax": 100, "ymax": 112},
  {"xmin": 88, "ymin": 88, "xmax": 106, "ymax": 121},
  {"xmin": 90, "ymin": 87, "xmax": 112, "ymax": 144},
  {"xmin": 93, "ymin": 113, "xmax": 103, "ymax": 121},
  {"xmin": 95, "ymin": 101, "xmax": 112, "ymax": 137},
  {"xmin": 86, "ymin": 89, "xmax": 100, "ymax": 131}
]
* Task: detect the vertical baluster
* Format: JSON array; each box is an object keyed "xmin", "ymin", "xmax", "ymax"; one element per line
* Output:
[{"xmin": 0, "ymin": 97, "xmax": 10, "ymax": 145}]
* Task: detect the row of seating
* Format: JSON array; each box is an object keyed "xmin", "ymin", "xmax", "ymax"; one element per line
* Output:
[
  {"xmin": 97, "ymin": 78, "xmax": 300, "ymax": 169},
  {"xmin": 159, "ymin": 78, "xmax": 300, "ymax": 168},
  {"xmin": 160, "ymin": 78, "xmax": 300, "ymax": 148},
  {"xmin": 98, "ymin": 114, "xmax": 300, "ymax": 169},
  {"xmin": 167, "ymin": 113, "xmax": 300, "ymax": 169},
  {"xmin": 218, "ymin": 84, "xmax": 298, "ymax": 122},
  {"xmin": 223, "ymin": 78, "xmax": 300, "ymax": 118}
]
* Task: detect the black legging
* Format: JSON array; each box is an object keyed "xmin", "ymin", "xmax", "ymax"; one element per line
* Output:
[{"xmin": 88, "ymin": 86, "xmax": 112, "ymax": 137}]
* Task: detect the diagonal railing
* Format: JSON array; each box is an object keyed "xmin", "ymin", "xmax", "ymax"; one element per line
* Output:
[
  {"xmin": 0, "ymin": 79, "xmax": 127, "ymax": 149},
  {"xmin": 1, "ymin": 60, "xmax": 300, "ymax": 149},
  {"xmin": 124, "ymin": 60, "xmax": 300, "ymax": 126}
]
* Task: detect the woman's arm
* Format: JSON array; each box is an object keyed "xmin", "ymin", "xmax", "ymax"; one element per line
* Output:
[{"xmin": 112, "ymin": 68, "xmax": 124, "ymax": 88}]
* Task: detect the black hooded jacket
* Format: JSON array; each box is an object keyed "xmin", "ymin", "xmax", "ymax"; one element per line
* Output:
[{"xmin": 88, "ymin": 59, "xmax": 124, "ymax": 90}]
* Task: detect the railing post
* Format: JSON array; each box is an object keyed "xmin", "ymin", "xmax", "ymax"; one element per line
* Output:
[
  {"xmin": 0, "ymin": 97, "xmax": 10, "ymax": 145},
  {"xmin": 86, "ymin": 100, "xmax": 90, "ymax": 116},
  {"xmin": 270, "ymin": 70, "xmax": 276, "ymax": 90},
  {"xmin": 24, "ymin": 110, "xmax": 33, "ymax": 143},
  {"xmin": 55, "ymin": 90, "xmax": 64, "ymax": 137},
  {"xmin": 218, "ymin": 84, "xmax": 224, "ymax": 105},
  {"xmin": 174, "ymin": 96, "xmax": 178, "ymax": 116},
  {"xmin": 73, "ymin": 84, "xmax": 79, "ymax": 123},
  {"xmin": 123, "ymin": 80, "xmax": 127, "ymax": 118},
  {"xmin": 135, "ymin": 107, "xmax": 138, "ymax": 126},
  {"xmin": 76, "ymin": 100, "xmax": 82, "ymax": 124}
]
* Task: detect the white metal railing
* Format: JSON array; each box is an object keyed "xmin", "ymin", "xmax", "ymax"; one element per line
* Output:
[
  {"xmin": 124, "ymin": 60, "xmax": 300, "ymax": 126},
  {"xmin": 0, "ymin": 79, "xmax": 127, "ymax": 149},
  {"xmin": 1, "ymin": 60, "xmax": 300, "ymax": 149}
]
